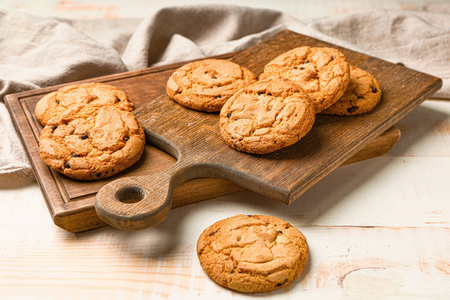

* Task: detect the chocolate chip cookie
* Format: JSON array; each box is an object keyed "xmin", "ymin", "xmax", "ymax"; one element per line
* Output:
[
  {"xmin": 35, "ymin": 83, "xmax": 134, "ymax": 126},
  {"xmin": 197, "ymin": 214, "xmax": 309, "ymax": 293},
  {"xmin": 166, "ymin": 59, "xmax": 257, "ymax": 112},
  {"xmin": 321, "ymin": 66, "xmax": 382, "ymax": 116},
  {"xmin": 260, "ymin": 46, "xmax": 350, "ymax": 113},
  {"xmin": 39, "ymin": 105, "xmax": 145, "ymax": 180},
  {"xmin": 220, "ymin": 78, "xmax": 315, "ymax": 154}
]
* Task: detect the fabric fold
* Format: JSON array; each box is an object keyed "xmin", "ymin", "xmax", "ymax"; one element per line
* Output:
[{"xmin": 0, "ymin": 4, "xmax": 449, "ymax": 180}]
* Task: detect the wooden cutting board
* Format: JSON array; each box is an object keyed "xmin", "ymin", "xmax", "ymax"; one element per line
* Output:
[{"xmin": 5, "ymin": 30, "xmax": 440, "ymax": 232}]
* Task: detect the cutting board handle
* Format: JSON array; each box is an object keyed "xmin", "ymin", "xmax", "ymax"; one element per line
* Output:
[{"xmin": 95, "ymin": 161, "xmax": 188, "ymax": 231}]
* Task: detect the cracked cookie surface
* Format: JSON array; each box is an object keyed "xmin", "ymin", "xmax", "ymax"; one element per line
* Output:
[
  {"xmin": 39, "ymin": 105, "xmax": 145, "ymax": 180},
  {"xmin": 35, "ymin": 83, "xmax": 134, "ymax": 126},
  {"xmin": 166, "ymin": 59, "xmax": 257, "ymax": 112},
  {"xmin": 321, "ymin": 66, "xmax": 382, "ymax": 116},
  {"xmin": 260, "ymin": 46, "xmax": 350, "ymax": 113},
  {"xmin": 220, "ymin": 78, "xmax": 315, "ymax": 154},
  {"xmin": 197, "ymin": 214, "xmax": 309, "ymax": 293}
]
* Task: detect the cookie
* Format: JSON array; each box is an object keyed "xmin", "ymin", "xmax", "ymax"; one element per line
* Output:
[
  {"xmin": 35, "ymin": 83, "xmax": 134, "ymax": 126},
  {"xmin": 39, "ymin": 105, "xmax": 145, "ymax": 180},
  {"xmin": 166, "ymin": 59, "xmax": 257, "ymax": 112},
  {"xmin": 321, "ymin": 66, "xmax": 382, "ymax": 116},
  {"xmin": 260, "ymin": 46, "xmax": 350, "ymax": 113},
  {"xmin": 197, "ymin": 214, "xmax": 308, "ymax": 293},
  {"xmin": 220, "ymin": 78, "xmax": 315, "ymax": 154}
]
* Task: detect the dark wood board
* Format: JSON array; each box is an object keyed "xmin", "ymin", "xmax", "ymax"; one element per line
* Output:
[{"xmin": 5, "ymin": 30, "xmax": 439, "ymax": 232}]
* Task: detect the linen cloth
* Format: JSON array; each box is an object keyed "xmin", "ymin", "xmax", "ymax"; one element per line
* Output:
[{"xmin": 1, "ymin": 4, "xmax": 449, "ymax": 180}]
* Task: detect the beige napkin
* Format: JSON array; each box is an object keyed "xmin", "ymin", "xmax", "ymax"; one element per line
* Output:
[{"xmin": 1, "ymin": 4, "xmax": 449, "ymax": 180}]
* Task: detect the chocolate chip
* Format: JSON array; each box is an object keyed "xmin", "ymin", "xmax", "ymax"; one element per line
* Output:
[
  {"xmin": 371, "ymin": 87, "xmax": 378, "ymax": 93},
  {"xmin": 80, "ymin": 133, "xmax": 88, "ymax": 140},
  {"xmin": 258, "ymin": 92, "xmax": 263, "ymax": 95},
  {"xmin": 211, "ymin": 230, "xmax": 217, "ymax": 236},
  {"xmin": 124, "ymin": 136, "xmax": 129, "ymax": 142},
  {"xmin": 64, "ymin": 162, "xmax": 70, "ymax": 169},
  {"xmin": 267, "ymin": 93, "xmax": 272, "ymax": 96},
  {"xmin": 357, "ymin": 96, "xmax": 365, "ymax": 99},
  {"xmin": 72, "ymin": 154, "xmax": 78, "ymax": 157},
  {"xmin": 278, "ymin": 230, "xmax": 283, "ymax": 234},
  {"xmin": 51, "ymin": 125, "xmax": 57, "ymax": 131},
  {"xmin": 215, "ymin": 95, "xmax": 221, "ymax": 99},
  {"xmin": 300, "ymin": 67, "xmax": 305, "ymax": 70},
  {"xmin": 116, "ymin": 97, "xmax": 121, "ymax": 102},
  {"xmin": 276, "ymin": 279, "xmax": 288, "ymax": 287},
  {"xmin": 212, "ymin": 76, "xmax": 217, "ymax": 79},
  {"xmin": 227, "ymin": 112, "xmax": 232, "ymax": 118},
  {"xmin": 56, "ymin": 101, "xmax": 59, "ymax": 104},
  {"xmin": 347, "ymin": 106, "xmax": 359, "ymax": 114},
  {"xmin": 293, "ymin": 66, "xmax": 298, "ymax": 69},
  {"xmin": 331, "ymin": 56, "xmax": 335, "ymax": 60},
  {"xmin": 304, "ymin": 60, "xmax": 310, "ymax": 64},
  {"xmin": 95, "ymin": 173, "xmax": 101, "ymax": 177},
  {"xmin": 247, "ymin": 215, "xmax": 252, "ymax": 217}
]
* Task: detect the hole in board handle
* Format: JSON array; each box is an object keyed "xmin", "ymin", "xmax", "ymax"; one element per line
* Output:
[{"xmin": 115, "ymin": 185, "xmax": 146, "ymax": 204}]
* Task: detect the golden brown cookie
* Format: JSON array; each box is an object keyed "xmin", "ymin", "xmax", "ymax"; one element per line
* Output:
[
  {"xmin": 197, "ymin": 214, "xmax": 309, "ymax": 293},
  {"xmin": 260, "ymin": 46, "xmax": 350, "ymax": 113},
  {"xmin": 39, "ymin": 105, "xmax": 145, "ymax": 180},
  {"xmin": 220, "ymin": 78, "xmax": 315, "ymax": 154},
  {"xmin": 166, "ymin": 59, "xmax": 257, "ymax": 112},
  {"xmin": 35, "ymin": 83, "xmax": 134, "ymax": 126},
  {"xmin": 321, "ymin": 66, "xmax": 382, "ymax": 116}
]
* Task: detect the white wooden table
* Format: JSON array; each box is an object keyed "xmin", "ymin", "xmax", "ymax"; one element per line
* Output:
[{"xmin": 1, "ymin": 1, "xmax": 449, "ymax": 299}]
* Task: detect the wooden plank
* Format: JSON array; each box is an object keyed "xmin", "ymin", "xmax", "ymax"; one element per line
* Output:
[
  {"xmin": 1, "ymin": 150, "xmax": 449, "ymax": 298},
  {"xmin": 1, "ymin": 222, "xmax": 448, "ymax": 298},
  {"xmin": 6, "ymin": 30, "xmax": 428, "ymax": 232},
  {"xmin": 95, "ymin": 30, "xmax": 440, "ymax": 231}
]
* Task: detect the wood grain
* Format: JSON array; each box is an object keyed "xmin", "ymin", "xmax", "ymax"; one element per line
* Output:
[
  {"xmin": 94, "ymin": 30, "xmax": 440, "ymax": 231},
  {"xmin": 6, "ymin": 30, "xmax": 437, "ymax": 232},
  {"xmin": 2, "ymin": 1, "xmax": 449, "ymax": 299}
]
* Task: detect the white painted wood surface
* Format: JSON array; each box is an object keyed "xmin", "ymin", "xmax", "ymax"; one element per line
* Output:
[{"xmin": 1, "ymin": 1, "xmax": 449, "ymax": 299}]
